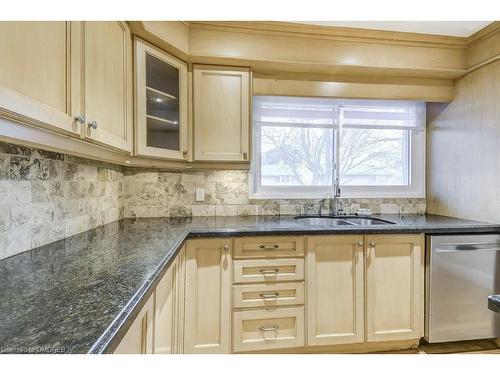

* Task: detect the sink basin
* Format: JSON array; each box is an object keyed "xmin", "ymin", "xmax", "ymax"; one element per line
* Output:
[
  {"xmin": 294, "ymin": 216, "xmax": 354, "ymax": 226},
  {"xmin": 294, "ymin": 215, "xmax": 395, "ymax": 226},
  {"xmin": 341, "ymin": 217, "xmax": 396, "ymax": 225}
]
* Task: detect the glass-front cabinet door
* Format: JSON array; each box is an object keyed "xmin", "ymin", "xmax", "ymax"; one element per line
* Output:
[{"xmin": 134, "ymin": 38, "xmax": 188, "ymax": 160}]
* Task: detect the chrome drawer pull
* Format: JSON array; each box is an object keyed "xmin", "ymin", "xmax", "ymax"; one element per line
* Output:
[
  {"xmin": 259, "ymin": 244, "xmax": 280, "ymax": 250},
  {"xmin": 259, "ymin": 268, "xmax": 279, "ymax": 275},
  {"xmin": 259, "ymin": 292, "xmax": 280, "ymax": 299},
  {"xmin": 259, "ymin": 324, "xmax": 279, "ymax": 332}
]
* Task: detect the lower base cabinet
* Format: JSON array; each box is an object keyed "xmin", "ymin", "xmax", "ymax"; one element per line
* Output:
[
  {"xmin": 183, "ymin": 238, "xmax": 232, "ymax": 353},
  {"xmin": 365, "ymin": 234, "xmax": 424, "ymax": 342},
  {"xmin": 233, "ymin": 307, "xmax": 305, "ymax": 352},
  {"xmin": 114, "ymin": 295, "xmax": 154, "ymax": 354},
  {"xmin": 113, "ymin": 234, "xmax": 424, "ymax": 354},
  {"xmin": 306, "ymin": 235, "xmax": 365, "ymax": 346},
  {"xmin": 154, "ymin": 246, "xmax": 185, "ymax": 354}
]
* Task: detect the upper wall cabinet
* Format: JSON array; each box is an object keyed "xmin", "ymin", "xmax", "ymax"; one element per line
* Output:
[
  {"xmin": 77, "ymin": 21, "xmax": 133, "ymax": 153},
  {"xmin": 134, "ymin": 39, "xmax": 188, "ymax": 160},
  {"xmin": 0, "ymin": 22, "xmax": 80, "ymax": 136},
  {"xmin": 0, "ymin": 21, "xmax": 133, "ymax": 154},
  {"xmin": 193, "ymin": 65, "xmax": 250, "ymax": 162}
]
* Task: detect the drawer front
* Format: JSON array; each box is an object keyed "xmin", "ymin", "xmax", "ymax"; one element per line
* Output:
[
  {"xmin": 233, "ymin": 282, "xmax": 305, "ymax": 309},
  {"xmin": 233, "ymin": 259, "xmax": 304, "ymax": 283},
  {"xmin": 234, "ymin": 236, "xmax": 304, "ymax": 259},
  {"xmin": 233, "ymin": 307, "xmax": 305, "ymax": 352}
]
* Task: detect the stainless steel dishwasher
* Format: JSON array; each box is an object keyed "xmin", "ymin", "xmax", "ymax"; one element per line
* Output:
[{"xmin": 425, "ymin": 234, "xmax": 500, "ymax": 343}]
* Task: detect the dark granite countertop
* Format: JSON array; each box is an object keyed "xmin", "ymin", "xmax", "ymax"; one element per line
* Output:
[
  {"xmin": 1, "ymin": 214, "xmax": 499, "ymax": 354},
  {"xmin": 489, "ymin": 295, "xmax": 500, "ymax": 313}
]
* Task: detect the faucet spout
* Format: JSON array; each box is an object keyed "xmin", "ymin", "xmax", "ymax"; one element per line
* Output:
[{"xmin": 331, "ymin": 176, "xmax": 343, "ymax": 216}]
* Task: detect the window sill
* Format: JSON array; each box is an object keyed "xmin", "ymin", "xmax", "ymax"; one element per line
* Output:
[{"xmin": 249, "ymin": 187, "xmax": 425, "ymax": 200}]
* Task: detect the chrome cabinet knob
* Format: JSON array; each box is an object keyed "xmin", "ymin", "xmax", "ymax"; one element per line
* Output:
[
  {"xmin": 369, "ymin": 241, "xmax": 376, "ymax": 248},
  {"xmin": 74, "ymin": 114, "xmax": 86, "ymax": 124},
  {"xmin": 223, "ymin": 244, "xmax": 230, "ymax": 252},
  {"xmin": 357, "ymin": 240, "xmax": 363, "ymax": 247},
  {"xmin": 88, "ymin": 121, "xmax": 98, "ymax": 130}
]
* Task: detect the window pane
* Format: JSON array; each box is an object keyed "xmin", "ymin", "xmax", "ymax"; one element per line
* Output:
[
  {"xmin": 340, "ymin": 128, "xmax": 409, "ymax": 186},
  {"xmin": 260, "ymin": 126, "xmax": 334, "ymax": 186}
]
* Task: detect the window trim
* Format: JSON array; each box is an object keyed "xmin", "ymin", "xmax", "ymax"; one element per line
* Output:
[{"xmin": 250, "ymin": 97, "xmax": 426, "ymax": 199}]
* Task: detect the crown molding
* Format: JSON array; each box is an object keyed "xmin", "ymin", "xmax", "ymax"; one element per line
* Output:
[
  {"xmin": 131, "ymin": 21, "xmax": 500, "ymax": 80},
  {"xmin": 467, "ymin": 21, "xmax": 500, "ymax": 45},
  {"xmin": 189, "ymin": 21, "xmax": 469, "ymax": 49}
]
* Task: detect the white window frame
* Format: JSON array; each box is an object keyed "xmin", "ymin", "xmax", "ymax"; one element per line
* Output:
[{"xmin": 250, "ymin": 97, "xmax": 426, "ymax": 199}]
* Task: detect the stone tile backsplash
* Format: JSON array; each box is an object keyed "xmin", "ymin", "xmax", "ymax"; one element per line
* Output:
[
  {"xmin": 0, "ymin": 142, "xmax": 124, "ymax": 259},
  {"xmin": 0, "ymin": 141, "xmax": 425, "ymax": 259},
  {"xmin": 123, "ymin": 169, "xmax": 426, "ymax": 219}
]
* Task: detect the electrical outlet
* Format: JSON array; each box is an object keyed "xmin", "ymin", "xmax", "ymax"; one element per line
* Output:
[{"xmin": 195, "ymin": 188, "xmax": 205, "ymax": 202}]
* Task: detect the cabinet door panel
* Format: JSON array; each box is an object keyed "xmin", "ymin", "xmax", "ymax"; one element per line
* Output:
[
  {"xmin": 0, "ymin": 22, "xmax": 78, "ymax": 135},
  {"xmin": 307, "ymin": 235, "xmax": 364, "ymax": 346},
  {"xmin": 114, "ymin": 295, "xmax": 154, "ymax": 354},
  {"xmin": 83, "ymin": 21, "xmax": 132, "ymax": 152},
  {"xmin": 365, "ymin": 234, "xmax": 424, "ymax": 342},
  {"xmin": 134, "ymin": 39, "xmax": 188, "ymax": 160},
  {"xmin": 154, "ymin": 261, "xmax": 176, "ymax": 354},
  {"xmin": 184, "ymin": 238, "xmax": 231, "ymax": 353},
  {"xmin": 175, "ymin": 247, "xmax": 186, "ymax": 353},
  {"xmin": 193, "ymin": 65, "xmax": 250, "ymax": 162},
  {"xmin": 154, "ymin": 245, "xmax": 186, "ymax": 354}
]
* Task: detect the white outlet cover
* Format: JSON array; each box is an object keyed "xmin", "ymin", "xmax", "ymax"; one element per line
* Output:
[{"xmin": 195, "ymin": 188, "xmax": 205, "ymax": 202}]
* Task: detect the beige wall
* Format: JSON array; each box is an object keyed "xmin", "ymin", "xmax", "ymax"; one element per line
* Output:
[{"xmin": 427, "ymin": 60, "xmax": 500, "ymax": 223}]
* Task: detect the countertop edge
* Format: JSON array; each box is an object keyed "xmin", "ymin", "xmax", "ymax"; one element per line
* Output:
[
  {"xmin": 88, "ymin": 230, "xmax": 190, "ymax": 354},
  {"xmin": 488, "ymin": 295, "xmax": 500, "ymax": 314}
]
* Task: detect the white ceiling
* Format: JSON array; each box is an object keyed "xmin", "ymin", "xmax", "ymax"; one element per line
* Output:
[{"xmin": 293, "ymin": 21, "xmax": 492, "ymax": 37}]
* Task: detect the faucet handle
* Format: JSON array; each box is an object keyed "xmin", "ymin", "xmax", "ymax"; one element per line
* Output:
[{"xmin": 335, "ymin": 176, "xmax": 341, "ymax": 195}]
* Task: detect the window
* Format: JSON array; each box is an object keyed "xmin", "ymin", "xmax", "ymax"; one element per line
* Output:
[{"xmin": 250, "ymin": 96, "xmax": 425, "ymax": 199}]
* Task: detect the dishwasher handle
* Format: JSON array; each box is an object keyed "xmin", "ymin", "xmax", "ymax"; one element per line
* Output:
[{"xmin": 435, "ymin": 242, "xmax": 500, "ymax": 253}]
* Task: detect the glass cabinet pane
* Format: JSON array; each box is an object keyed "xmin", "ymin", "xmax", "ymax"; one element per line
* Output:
[{"xmin": 145, "ymin": 53, "xmax": 180, "ymax": 151}]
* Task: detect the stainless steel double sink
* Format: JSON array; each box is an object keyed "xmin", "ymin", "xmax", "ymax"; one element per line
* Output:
[{"xmin": 294, "ymin": 215, "xmax": 396, "ymax": 226}]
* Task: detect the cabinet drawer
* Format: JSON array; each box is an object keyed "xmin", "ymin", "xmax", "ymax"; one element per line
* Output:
[
  {"xmin": 233, "ymin": 282, "xmax": 305, "ymax": 309},
  {"xmin": 233, "ymin": 307, "xmax": 305, "ymax": 352},
  {"xmin": 233, "ymin": 236, "xmax": 304, "ymax": 259},
  {"xmin": 233, "ymin": 259, "xmax": 304, "ymax": 283}
]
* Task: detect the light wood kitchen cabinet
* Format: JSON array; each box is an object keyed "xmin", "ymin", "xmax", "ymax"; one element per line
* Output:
[
  {"xmin": 154, "ymin": 246, "xmax": 185, "ymax": 354},
  {"xmin": 184, "ymin": 238, "xmax": 232, "ymax": 353},
  {"xmin": 233, "ymin": 282, "xmax": 305, "ymax": 309},
  {"xmin": 154, "ymin": 261, "xmax": 176, "ymax": 354},
  {"xmin": 365, "ymin": 234, "xmax": 424, "ymax": 342},
  {"xmin": 0, "ymin": 22, "xmax": 81, "ymax": 137},
  {"xmin": 233, "ymin": 236, "xmax": 305, "ymax": 259},
  {"xmin": 306, "ymin": 235, "xmax": 365, "ymax": 346},
  {"xmin": 233, "ymin": 258, "xmax": 304, "ymax": 283},
  {"xmin": 78, "ymin": 21, "xmax": 133, "ymax": 153},
  {"xmin": 0, "ymin": 21, "xmax": 133, "ymax": 153},
  {"xmin": 114, "ymin": 294, "xmax": 154, "ymax": 354},
  {"xmin": 134, "ymin": 38, "xmax": 188, "ymax": 160},
  {"xmin": 233, "ymin": 306, "xmax": 305, "ymax": 352},
  {"xmin": 175, "ymin": 247, "xmax": 186, "ymax": 353},
  {"xmin": 193, "ymin": 65, "xmax": 250, "ymax": 162}
]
